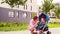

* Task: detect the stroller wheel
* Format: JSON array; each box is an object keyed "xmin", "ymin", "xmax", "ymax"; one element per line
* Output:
[{"xmin": 47, "ymin": 31, "xmax": 51, "ymax": 34}]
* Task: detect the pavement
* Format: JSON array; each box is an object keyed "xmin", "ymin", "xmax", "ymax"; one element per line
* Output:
[{"xmin": 0, "ymin": 28, "xmax": 60, "ymax": 34}]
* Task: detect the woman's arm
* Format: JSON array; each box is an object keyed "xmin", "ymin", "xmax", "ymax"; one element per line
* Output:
[{"xmin": 34, "ymin": 21, "xmax": 39, "ymax": 27}]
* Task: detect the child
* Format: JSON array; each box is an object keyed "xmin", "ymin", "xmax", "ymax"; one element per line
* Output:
[
  {"xmin": 36, "ymin": 13, "xmax": 50, "ymax": 34},
  {"xmin": 28, "ymin": 16, "xmax": 38, "ymax": 34},
  {"xmin": 37, "ymin": 16, "xmax": 48, "ymax": 31}
]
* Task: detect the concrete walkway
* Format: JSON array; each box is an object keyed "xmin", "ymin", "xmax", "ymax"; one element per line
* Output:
[{"xmin": 0, "ymin": 28, "xmax": 60, "ymax": 34}]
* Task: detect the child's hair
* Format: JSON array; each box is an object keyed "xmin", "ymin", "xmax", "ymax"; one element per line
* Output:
[
  {"xmin": 33, "ymin": 16, "xmax": 38, "ymax": 20},
  {"xmin": 41, "ymin": 16, "xmax": 46, "ymax": 21}
]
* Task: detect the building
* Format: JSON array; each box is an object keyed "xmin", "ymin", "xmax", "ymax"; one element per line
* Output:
[{"xmin": 0, "ymin": 0, "xmax": 39, "ymax": 22}]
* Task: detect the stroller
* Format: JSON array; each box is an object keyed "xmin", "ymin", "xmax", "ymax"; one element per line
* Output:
[{"xmin": 33, "ymin": 13, "xmax": 51, "ymax": 34}]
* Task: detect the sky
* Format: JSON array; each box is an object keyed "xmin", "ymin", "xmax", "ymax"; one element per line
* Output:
[{"xmin": 37, "ymin": 0, "xmax": 60, "ymax": 5}]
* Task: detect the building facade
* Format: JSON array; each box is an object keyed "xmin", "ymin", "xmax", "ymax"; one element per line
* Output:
[
  {"xmin": 0, "ymin": 7, "xmax": 33, "ymax": 22},
  {"xmin": 0, "ymin": 0, "xmax": 39, "ymax": 22}
]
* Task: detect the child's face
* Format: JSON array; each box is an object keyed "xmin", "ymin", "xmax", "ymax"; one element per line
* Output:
[{"xmin": 41, "ymin": 18, "xmax": 45, "ymax": 22}]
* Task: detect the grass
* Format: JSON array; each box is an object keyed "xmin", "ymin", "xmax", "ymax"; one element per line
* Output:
[
  {"xmin": 47, "ymin": 23, "xmax": 60, "ymax": 28},
  {"xmin": 1, "ymin": 27, "xmax": 27, "ymax": 31},
  {"xmin": 0, "ymin": 26, "xmax": 28, "ymax": 31},
  {"xmin": 0, "ymin": 22, "xmax": 28, "ymax": 31},
  {"xmin": 0, "ymin": 22, "xmax": 60, "ymax": 31}
]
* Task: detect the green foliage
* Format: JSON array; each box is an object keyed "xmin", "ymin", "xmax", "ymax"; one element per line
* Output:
[
  {"xmin": 47, "ymin": 23, "xmax": 60, "ymax": 28},
  {"xmin": 0, "ymin": 22, "xmax": 10, "ymax": 27},
  {"xmin": 0, "ymin": 22, "xmax": 60, "ymax": 31},
  {"xmin": 1, "ymin": 0, "xmax": 27, "ymax": 8},
  {"xmin": 42, "ymin": 0, "xmax": 54, "ymax": 13},
  {"xmin": 54, "ymin": 6, "xmax": 60, "ymax": 17},
  {"xmin": 0, "ymin": 22, "xmax": 28, "ymax": 31}
]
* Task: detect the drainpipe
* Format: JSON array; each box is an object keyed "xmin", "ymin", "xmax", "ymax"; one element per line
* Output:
[{"xmin": 37, "ymin": 11, "xmax": 39, "ymax": 17}]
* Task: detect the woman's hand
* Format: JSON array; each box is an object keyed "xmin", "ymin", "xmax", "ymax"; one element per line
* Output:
[{"xmin": 34, "ymin": 21, "xmax": 39, "ymax": 26}]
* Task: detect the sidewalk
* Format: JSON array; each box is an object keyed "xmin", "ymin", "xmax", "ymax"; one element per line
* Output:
[{"xmin": 0, "ymin": 28, "xmax": 60, "ymax": 34}]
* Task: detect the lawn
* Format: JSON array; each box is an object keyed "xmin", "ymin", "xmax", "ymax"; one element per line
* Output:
[
  {"xmin": 47, "ymin": 23, "xmax": 60, "ymax": 28},
  {"xmin": 0, "ymin": 26, "xmax": 27, "ymax": 31},
  {"xmin": 0, "ymin": 22, "xmax": 28, "ymax": 31},
  {"xmin": 0, "ymin": 22, "xmax": 60, "ymax": 31}
]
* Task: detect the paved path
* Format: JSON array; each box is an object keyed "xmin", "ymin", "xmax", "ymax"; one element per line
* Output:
[{"xmin": 0, "ymin": 28, "xmax": 60, "ymax": 34}]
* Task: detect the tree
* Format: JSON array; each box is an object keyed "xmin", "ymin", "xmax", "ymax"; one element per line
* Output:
[
  {"xmin": 54, "ymin": 6, "xmax": 60, "ymax": 18},
  {"xmin": 53, "ymin": 6, "xmax": 60, "ymax": 23},
  {"xmin": 42, "ymin": 0, "xmax": 54, "ymax": 14},
  {"xmin": 1, "ymin": 0, "xmax": 27, "ymax": 8}
]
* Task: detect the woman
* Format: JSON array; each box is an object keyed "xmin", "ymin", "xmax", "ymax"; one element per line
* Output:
[{"xmin": 28, "ymin": 16, "xmax": 38, "ymax": 34}]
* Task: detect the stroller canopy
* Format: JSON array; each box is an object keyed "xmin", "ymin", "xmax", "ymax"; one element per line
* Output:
[{"xmin": 39, "ymin": 13, "xmax": 50, "ymax": 23}]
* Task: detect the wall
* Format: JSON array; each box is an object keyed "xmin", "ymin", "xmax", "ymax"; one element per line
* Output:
[{"xmin": 0, "ymin": 7, "xmax": 33, "ymax": 23}]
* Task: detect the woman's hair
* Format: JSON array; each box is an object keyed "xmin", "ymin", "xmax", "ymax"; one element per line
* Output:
[{"xmin": 33, "ymin": 16, "xmax": 38, "ymax": 20}]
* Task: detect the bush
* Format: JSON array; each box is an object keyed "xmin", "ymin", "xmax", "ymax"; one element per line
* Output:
[
  {"xmin": 0, "ymin": 22, "xmax": 28, "ymax": 27},
  {"xmin": 0, "ymin": 22, "xmax": 28, "ymax": 31},
  {"xmin": 0, "ymin": 22, "xmax": 10, "ymax": 27}
]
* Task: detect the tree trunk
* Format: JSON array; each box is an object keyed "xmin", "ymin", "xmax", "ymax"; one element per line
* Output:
[{"xmin": 55, "ymin": 16, "xmax": 58, "ymax": 23}]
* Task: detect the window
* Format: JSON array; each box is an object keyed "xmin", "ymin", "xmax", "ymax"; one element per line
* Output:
[
  {"xmin": 15, "ymin": 5, "xmax": 19, "ymax": 8},
  {"xmin": 30, "ymin": 14, "xmax": 32, "ymax": 18},
  {"xmin": 30, "ymin": 0, "xmax": 32, "ymax": 3},
  {"xmin": 31, "ymin": 6, "xmax": 32, "ymax": 11},
  {"xmin": 16, "ymin": 11, "xmax": 19, "ymax": 17},
  {"xmin": 26, "ymin": 5, "xmax": 27, "ymax": 9},
  {"xmin": 9, "ymin": 11, "xmax": 14, "ymax": 17},
  {"xmin": 23, "ymin": 13, "xmax": 27, "ymax": 18},
  {"xmin": 24, "ymin": 5, "xmax": 27, "ymax": 10},
  {"xmin": 24, "ymin": 5, "xmax": 25, "ymax": 9}
]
